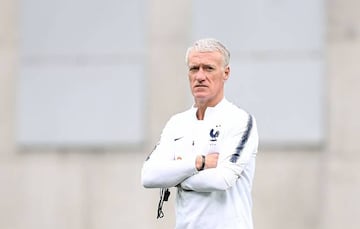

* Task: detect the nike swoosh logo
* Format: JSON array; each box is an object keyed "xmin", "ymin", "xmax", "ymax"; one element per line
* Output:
[{"xmin": 174, "ymin": 136, "xmax": 184, "ymax": 141}]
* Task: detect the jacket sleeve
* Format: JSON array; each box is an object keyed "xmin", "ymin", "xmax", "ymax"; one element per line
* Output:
[
  {"xmin": 141, "ymin": 117, "xmax": 198, "ymax": 189},
  {"xmin": 180, "ymin": 115, "xmax": 258, "ymax": 192}
]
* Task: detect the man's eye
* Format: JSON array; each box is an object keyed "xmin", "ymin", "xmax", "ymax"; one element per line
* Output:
[{"xmin": 189, "ymin": 67, "xmax": 198, "ymax": 71}]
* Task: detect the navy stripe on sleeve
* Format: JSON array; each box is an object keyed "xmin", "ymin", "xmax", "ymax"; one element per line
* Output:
[{"xmin": 229, "ymin": 115, "xmax": 253, "ymax": 163}]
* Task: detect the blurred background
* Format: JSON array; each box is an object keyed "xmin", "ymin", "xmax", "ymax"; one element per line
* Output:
[{"xmin": 0, "ymin": 0, "xmax": 359, "ymax": 228}]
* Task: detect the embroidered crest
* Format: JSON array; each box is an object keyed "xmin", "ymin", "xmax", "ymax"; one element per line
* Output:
[{"xmin": 209, "ymin": 128, "xmax": 220, "ymax": 142}]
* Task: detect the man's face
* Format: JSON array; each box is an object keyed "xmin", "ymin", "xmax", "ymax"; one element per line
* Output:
[{"xmin": 187, "ymin": 51, "xmax": 230, "ymax": 106}]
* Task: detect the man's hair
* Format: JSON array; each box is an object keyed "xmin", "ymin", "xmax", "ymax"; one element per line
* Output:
[{"xmin": 185, "ymin": 38, "xmax": 230, "ymax": 67}]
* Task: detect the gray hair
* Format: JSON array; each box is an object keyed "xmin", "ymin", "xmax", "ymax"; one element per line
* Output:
[{"xmin": 185, "ymin": 38, "xmax": 230, "ymax": 67}]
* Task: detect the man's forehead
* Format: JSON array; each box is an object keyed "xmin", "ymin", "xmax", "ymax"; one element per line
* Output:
[{"xmin": 188, "ymin": 51, "xmax": 223, "ymax": 64}]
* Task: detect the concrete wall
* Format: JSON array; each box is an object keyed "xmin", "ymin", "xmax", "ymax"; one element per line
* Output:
[
  {"xmin": 321, "ymin": 1, "xmax": 360, "ymax": 228},
  {"xmin": 1, "ymin": 0, "xmax": 360, "ymax": 228}
]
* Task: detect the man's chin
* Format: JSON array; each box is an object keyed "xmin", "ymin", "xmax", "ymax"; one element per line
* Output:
[
  {"xmin": 193, "ymin": 95, "xmax": 209, "ymax": 104},
  {"xmin": 193, "ymin": 94, "xmax": 207, "ymax": 100}
]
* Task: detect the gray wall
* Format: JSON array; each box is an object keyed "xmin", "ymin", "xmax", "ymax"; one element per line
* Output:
[{"xmin": 1, "ymin": 0, "xmax": 360, "ymax": 228}]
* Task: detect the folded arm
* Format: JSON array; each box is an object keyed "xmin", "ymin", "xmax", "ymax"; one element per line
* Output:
[
  {"xmin": 141, "ymin": 117, "xmax": 199, "ymax": 188},
  {"xmin": 180, "ymin": 116, "xmax": 258, "ymax": 192},
  {"xmin": 142, "ymin": 157, "xmax": 198, "ymax": 188}
]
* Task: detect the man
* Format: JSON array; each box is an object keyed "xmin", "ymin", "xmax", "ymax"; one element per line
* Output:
[{"xmin": 141, "ymin": 38, "xmax": 259, "ymax": 229}]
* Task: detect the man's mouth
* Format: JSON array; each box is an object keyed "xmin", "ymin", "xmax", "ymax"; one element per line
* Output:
[{"xmin": 195, "ymin": 85, "xmax": 207, "ymax": 88}]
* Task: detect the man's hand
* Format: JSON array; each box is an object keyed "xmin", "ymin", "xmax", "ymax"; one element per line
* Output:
[
  {"xmin": 205, "ymin": 153, "xmax": 219, "ymax": 169},
  {"xmin": 195, "ymin": 153, "xmax": 219, "ymax": 170}
]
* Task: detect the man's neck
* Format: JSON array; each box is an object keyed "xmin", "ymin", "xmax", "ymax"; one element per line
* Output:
[
  {"xmin": 196, "ymin": 106, "xmax": 207, "ymax": 120},
  {"xmin": 195, "ymin": 97, "xmax": 224, "ymax": 120}
]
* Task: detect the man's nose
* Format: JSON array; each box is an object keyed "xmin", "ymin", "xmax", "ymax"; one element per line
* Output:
[{"xmin": 195, "ymin": 68, "xmax": 206, "ymax": 81}]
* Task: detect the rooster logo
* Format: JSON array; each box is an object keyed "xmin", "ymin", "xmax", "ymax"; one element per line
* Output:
[{"xmin": 209, "ymin": 128, "xmax": 220, "ymax": 142}]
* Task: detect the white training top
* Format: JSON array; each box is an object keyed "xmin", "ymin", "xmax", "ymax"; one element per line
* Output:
[{"xmin": 142, "ymin": 98, "xmax": 259, "ymax": 229}]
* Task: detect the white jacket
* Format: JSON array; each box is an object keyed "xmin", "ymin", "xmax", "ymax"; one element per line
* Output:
[{"xmin": 142, "ymin": 98, "xmax": 259, "ymax": 229}]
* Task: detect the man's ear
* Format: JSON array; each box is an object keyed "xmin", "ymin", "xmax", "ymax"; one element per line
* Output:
[{"xmin": 224, "ymin": 65, "xmax": 230, "ymax": 81}]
